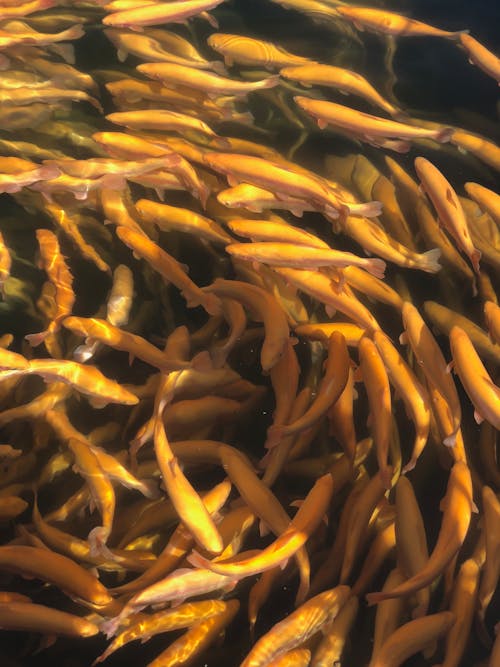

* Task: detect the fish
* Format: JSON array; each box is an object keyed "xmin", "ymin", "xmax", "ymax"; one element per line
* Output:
[
  {"xmin": 103, "ymin": 0, "xmax": 226, "ymax": 29},
  {"xmin": 415, "ymin": 156, "xmax": 481, "ymax": 273},
  {"xmin": 106, "ymin": 109, "xmax": 230, "ymax": 148},
  {"xmin": 281, "ymin": 64, "xmax": 401, "ymax": 117},
  {"xmin": 137, "ymin": 62, "xmax": 279, "ymax": 97},
  {"xmin": 101, "ymin": 567, "xmax": 237, "ymax": 637},
  {"xmin": 400, "ymin": 301, "xmax": 461, "ymax": 447},
  {"xmin": 340, "ymin": 470, "xmax": 391, "ymax": 583},
  {"xmin": 266, "ymin": 332, "xmax": 350, "ymax": 448},
  {"xmin": 358, "ymin": 336, "xmax": 392, "ymax": 489},
  {"xmin": 450, "ymin": 128, "xmax": 500, "ymax": 172},
  {"xmin": 373, "ymin": 331, "xmax": 431, "ymax": 473},
  {"xmin": 484, "ymin": 300, "xmax": 500, "ymax": 344},
  {"xmin": 464, "ymin": 181, "xmax": 500, "ymax": 225},
  {"xmin": 146, "ymin": 599, "xmax": 239, "ymax": 667},
  {"xmin": 25, "ymin": 229, "xmax": 75, "ymax": 350},
  {"xmin": 274, "ymin": 267, "xmax": 382, "ymax": 332},
  {"xmin": 0, "ymin": 359, "xmax": 139, "ymax": 407},
  {"xmin": 104, "ymin": 27, "xmax": 224, "ymax": 71},
  {"xmin": 0, "ymin": 231, "xmax": 11, "ymax": 298},
  {"xmin": 204, "ymin": 152, "xmax": 361, "ymax": 219},
  {"xmin": 227, "ymin": 218, "xmax": 328, "ymax": 248},
  {"xmin": 0, "ymin": 19, "xmax": 83, "ymax": 48},
  {"xmin": 115, "ymin": 226, "xmax": 221, "ymax": 315},
  {"xmin": 459, "ymin": 33, "xmax": 500, "ymax": 85},
  {"xmin": 394, "ymin": 477, "xmax": 430, "ymax": 617},
  {"xmin": 336, "ymin": 6, "xmax": 466, "ymax": 39},
  {"xmin": 240, "ymin": 586, "xmax": 351, "ymax": 667},
  {"xmin": 0, "ymin": 601, "xmax": 99, "ymax": 637},
  {"xmin": 64, "ymin": 316, "xmax": 197, "ymax": 372},
  {"xmin": 189, "ymin": 473, "xmax": 333, "ymax": 578},
  {"xmin": 295, "ymin": 96, "xmax": 453, "ymax": 148},
  {"xmin": 136, "ymin": 198, "xmax": 232, "ymax": 245},
  {"xmin": 94, "ymin": 600, "xmax": 230, "ymax": 664},
  {"xmin": 441, "ymin": 558, "xmax": 481, "ymax": 667},
  {"xmin": 0, "ymin": 545, "xmax": 112, "ymax": 607},
  {"xmin": 366, "ymin": 461, "xmax": 473, "ymax": 605},
  {"xmin": 207, "ymin": 33, "xmax": 312, "ymax": 69},
  {"xmin": 0, "ymin": 156, "xmax": 60, "ymax": 194},
  {"xmin": 367, "ymin": 611, "xmax": 455, "ymax": 667},
  {"xmin": 203, "ymin": 278, "xmax": 290, "ymax": 372},
  {"xmin": 226, "ymin": 242, "xmax": 386, "ymax": 277},
  {"xmin": 449, "ymin": 326, "xmax": 500, "ymax": 429}
]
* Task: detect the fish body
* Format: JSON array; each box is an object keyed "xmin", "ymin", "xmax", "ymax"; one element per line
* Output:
[
  {"xmin": 204, "ymin": 151, "xmax": 352, "ymax": 218},
  {"xmin": 401, "ymin": 302, "xmax": 461, "ymax": 446},
  {"xmin": 359, "ymin": 336, "xmax": 392, "ymax": 488},
  {"xmin": 208, "ymin": 33, "xmax": 312, "ymax": 69},
  {"xmin": 415, "ymin": 157, "xmax": 480, "ymax": 273},
  {"xmin": 449, "ymin": 326, "xmax": 500, "ymax": 429},
  {"xmin": 226, "ymin": 242, "xmax": 386, "ymax": 277},
  {"xmin": 103, "ymin": 0, "xmax": 226, "ymax": 29},
  {"xmin": 116, "ymin": 226, "xmax": 221, "ymax": 315},
  {"xmin": 366, "ymin": 461, "xmax": 473, "ymax": 605},
  {"xmin": 137, "ymin": 62, "xmax": 279, "ymax": 97},
  {"xmin": 464, "ymin": 182, "xmax": 500, "ymax": 225},
  {"xmin": 241, "ymin": 586, "xmax": 351, "ymax": 667},
  {"xmin": 295, "ymin": 96, "xmax": 453, "ymax": 147},
  {"xmin": 459, "ymin": 33, "xmax": 500, "ymax": 84},
  {"xmin": 336, "ymin": 7, "xmax": 465, "ymax": 39},
  {"xmin": 281, "ymin": 64, "xmax": 400, "ymax": 116}
]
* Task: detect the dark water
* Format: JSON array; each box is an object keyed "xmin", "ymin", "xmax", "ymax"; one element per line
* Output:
[{"xmin": 0, "ymin": 1, "xmax": 499, "ymax": 666}]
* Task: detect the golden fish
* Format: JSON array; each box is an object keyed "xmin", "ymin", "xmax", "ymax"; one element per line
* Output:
[
  {"xmin": 240, "ymin": 586, "xmax": 351, "ymax": 667},
  {"xmin": 0, "ymin": 358, "xmax": 138, "ymax": 406},
  {"xmin": 281, "ymin": 64, "xmax": 401, "ymax": 117},
  {"xmin": 368, "ymin": 611, "xmax": 455, "ymax": 667},
  {"xmin": 0, "ymin": 545, "xmax": 112, "ymax": 607},
  {"xmin": 208, "ymin": 33, "xmax": 312, "ymax": 69},
  {"xmin": 103, "ymin": 0, "xmax": 226, "ymax": 29},
  {"xmin": 137, "ymin": 62, "xmax": 279, "ymax": 97},
  {"xmin": 415, "ymin": 156, "xmax": 481, "ymax": 273},
  {"xmin": 226, "ymin": 241, "xmax": 386, "ymax": 277},
  {"xmin": 449, "ymin": 326, "xmax": 500, "ymax": 429},
  {"xmin": 189, "ymin": 473, "xmax": 333, "ymax": 578},
  {"xmin": 295, "ymin": 96, "xmax": 453, "ymax": 148},
  {"xmin": 367, "ymin": 461, "xmax": 473, "ymax": 605},
  {"xmin": 459, "ymin": 32, "xmax": 500, "ymax": 84},
  {"xmin": 135, "ymin": 198, "xmax": 232, "ymax": 245},
  {"xmin": 115, "ymin": 226, "xmax": 221, "ymax": 315},
  {"xmin": 0, "ymin": 601, "xmax": 99, "ymax": 637},
  {"xmin": 336, "ymin": 6, "xmax": 465, "ymax": 38}
]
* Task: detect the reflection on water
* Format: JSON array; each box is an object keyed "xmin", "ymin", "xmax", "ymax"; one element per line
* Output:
[{"xmin": 0, "ymin": 0, "xmax": 498, "ymax": 665}]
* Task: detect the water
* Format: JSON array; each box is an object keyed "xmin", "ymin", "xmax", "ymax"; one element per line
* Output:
[{"xmin": 0, "ymin": 1, "xmax": 499, "ymax": 665}]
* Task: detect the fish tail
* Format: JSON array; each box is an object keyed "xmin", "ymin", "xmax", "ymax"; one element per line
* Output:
[
  {"xmin": 25, "ymin": 331, "xmax": 47, "ymax": 348},
  {"xmin": 470, "ymin": 248, "xmax": 481, "ymax": 274},
  {"xmin": 265, "ymin": 424, "xmax": 284, "ymax": 449},
  {"xmin": 210, "ymin": 60, "xmax": 228, "ymax": 76},
  {"xmin": 260, "ymin": 75, "xmax": 280, "ymax": 90},
  {"xmin": 366, "ymin": 258, "xmax": 386, "ymax": 279},
  {"xmin": 88, "ymin": 526, "xmax": 111, "ymax": 558},
  {"xmin": 435, "ymin": 127, "xmax": 454, "ymax": 143},
  {"xmin": 191, "ymin": 350, "xmax": 213, "ymax": 371},
  {"xmin": 365, "ymin": 591, "xmax": 388, "ymax": 606},
  {"xmin": 99, "ymin": 616, "xmax": 121, "ymax": 639},
  {"xmin": 187, "ymin": 550, "xmax": 211, "ymax": 569},
  {"xmin": 420, "ymin": 248, "xmax": 442, "ymax": 273},
  {"xmin": 449, "ymin": 29, "xmax": 470, "ymax": 40}
]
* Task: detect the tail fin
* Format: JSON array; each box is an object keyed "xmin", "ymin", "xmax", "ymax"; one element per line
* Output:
[
  {"xmin": 366, "ymin": 258, "xmax": 386, "ymax": 279},
  {"xmin": 435, "ymin": 127, "xmax": 454, "ymax": 143},
  {"xmin": 420, "ymin": 248, "xmax": 442, "ymax": 273}
]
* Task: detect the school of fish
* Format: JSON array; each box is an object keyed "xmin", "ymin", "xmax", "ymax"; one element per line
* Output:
[{"xmin": 0, "ymin": 0, "xmax": 498, "ymax": 665}]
